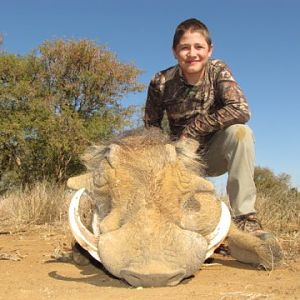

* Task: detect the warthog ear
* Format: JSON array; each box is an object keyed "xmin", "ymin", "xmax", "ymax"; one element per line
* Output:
[
  {"xmin": 106, "ymin": 144, "xmax": 121, "ymax": 168},
  {"xmin": 67, "ymin": 172, "xmax": 93, "ymax": 190},
  {"xmin": 175, "ymin": 138, "xmax": 199, "ymax": 154},
  {"xmin": 174, "ymin": 138, "xmax": 200, "ymax": 164},
  {"xmin": 174, "ymin": 138, "xmax": 203, "ymax": 174}
]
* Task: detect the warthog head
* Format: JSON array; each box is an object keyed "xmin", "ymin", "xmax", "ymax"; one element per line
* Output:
[{"xmin": 68, "ymin": 128, "xmax": 230, "ymax": 287}]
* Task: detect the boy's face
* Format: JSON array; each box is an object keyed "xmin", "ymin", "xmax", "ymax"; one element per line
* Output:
[{"xmin": 173, "ymin": 30, "xmax": 213, "ymax": 84}]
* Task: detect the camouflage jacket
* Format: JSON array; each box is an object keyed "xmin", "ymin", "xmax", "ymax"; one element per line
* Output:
[{"xmin": 144, "ymin": 59, "xmax": 250, "ymax": 144}]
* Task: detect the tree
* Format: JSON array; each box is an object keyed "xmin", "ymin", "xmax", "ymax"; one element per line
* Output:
[
  {"xmin": 254, "ymin": 166, "xmax": 295, "ymax": 196},
  {"xmin": 0, "ymin": 39, "xmax": 145, "ymax": 192}
]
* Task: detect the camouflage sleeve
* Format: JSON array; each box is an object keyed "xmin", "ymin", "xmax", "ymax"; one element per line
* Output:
[
  {"xmin": 144, "ymin": 74, "xmax": 165, "ymax": 129},
  {"xmin": 182, "ymin": 62, "xmax": 250, "ymax": 138}
]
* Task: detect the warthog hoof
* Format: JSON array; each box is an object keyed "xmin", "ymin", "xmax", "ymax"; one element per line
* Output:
[{"xmin": 72, "ymin": 242, "xmax": 91, "ymax": 266}]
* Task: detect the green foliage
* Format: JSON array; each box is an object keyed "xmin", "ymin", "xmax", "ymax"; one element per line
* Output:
[
  {"xmin": 38, "ymin": 39, "xmax": 144, "ymax": 116},
  {"xmin": 0, "ymin": 39, "xmax": 145, "ymax": 192}
]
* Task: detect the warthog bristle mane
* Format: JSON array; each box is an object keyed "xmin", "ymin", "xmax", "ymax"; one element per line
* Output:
[{"xmin": 81, "ymin": 128, "xmax": 204, "ymax": 175}]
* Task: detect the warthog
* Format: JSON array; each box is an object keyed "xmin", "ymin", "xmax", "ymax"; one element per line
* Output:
[{"xmin": 68, "ymin": 128, "xmax": 282, "ymax": 287}]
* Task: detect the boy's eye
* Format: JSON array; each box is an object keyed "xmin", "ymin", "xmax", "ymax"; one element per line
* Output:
[{"xmin": 180, "ymin": 46, "xmax": 189, "ymax": 50}]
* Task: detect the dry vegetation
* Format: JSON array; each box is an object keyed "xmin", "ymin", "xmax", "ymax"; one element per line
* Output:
[
  {"xmin": 0, "ymin": 176, "xmax": 299, "ymax": 261},
  {"xmin": 256, "ymin": 193, "xmax": 300, "ymax": 260},
  {"xmin": 0, "ymin": 182, "xmax": 68, "ymax": 225}
]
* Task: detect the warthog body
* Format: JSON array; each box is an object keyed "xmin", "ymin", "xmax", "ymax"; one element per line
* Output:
[{"xmin": 68, "ymin": 128, "xmax": 282, "ymax": 287}]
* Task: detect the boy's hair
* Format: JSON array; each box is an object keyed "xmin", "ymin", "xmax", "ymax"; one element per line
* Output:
[{"xmin": 172, "ymin": 18, "xmax": 212, "ymax": 49}]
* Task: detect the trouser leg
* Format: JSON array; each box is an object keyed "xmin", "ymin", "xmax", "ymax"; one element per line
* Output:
[{"xmin": 203, "ymin": 124, "xmax": 256, "ymax": 217}]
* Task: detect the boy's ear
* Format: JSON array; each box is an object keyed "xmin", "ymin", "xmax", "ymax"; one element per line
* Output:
[
  {"xmin": 208, "ymin": 44, "xmax": 214, "ymax": 57},
  {"xmin": 172, "ymin": 48, "xmax": 178, "ymax": 60}
]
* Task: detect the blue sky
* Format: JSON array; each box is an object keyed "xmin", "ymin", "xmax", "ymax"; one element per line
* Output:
[{"xmin": 1, "ymin": 0, "xmax": 300, "ymax": 189}]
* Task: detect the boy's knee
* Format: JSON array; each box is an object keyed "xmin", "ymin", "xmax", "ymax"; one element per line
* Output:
[{"xmin": 225, "ymin": 124, "xmax": 254, "ymax": 144}]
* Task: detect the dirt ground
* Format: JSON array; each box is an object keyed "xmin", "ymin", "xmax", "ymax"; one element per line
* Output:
[{"xmin": 0, "ymin": 224, "xmax": 299, "ymax": 300}]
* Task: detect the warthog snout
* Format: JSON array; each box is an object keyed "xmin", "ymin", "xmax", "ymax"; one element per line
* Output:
[{"xmin": 120, "ymin": 267, "xmax": 186, "ymax": 287}]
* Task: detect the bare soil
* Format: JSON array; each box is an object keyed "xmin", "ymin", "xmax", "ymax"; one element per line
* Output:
[{"xmin": 0, "ymin": 224, "xmax": 299, "ymax": 300}]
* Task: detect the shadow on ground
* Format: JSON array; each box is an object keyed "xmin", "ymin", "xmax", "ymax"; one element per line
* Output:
[{"xmin": 47, "ymin": 254, "xmax": 258, "ymax": 288}]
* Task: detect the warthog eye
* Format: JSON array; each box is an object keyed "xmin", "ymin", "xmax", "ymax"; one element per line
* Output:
[{"xmin": 182, "ymin": 196, "xmax": 201, "ymax": 212}]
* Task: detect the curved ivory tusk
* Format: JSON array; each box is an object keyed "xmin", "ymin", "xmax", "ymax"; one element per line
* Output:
[
  {"xmin": 205, "ymin": 202, "xmax": 231, "ymax": 259},
  {"xmin": 68, "ymin": 188, "xmax": 101, "ymax": 262}
]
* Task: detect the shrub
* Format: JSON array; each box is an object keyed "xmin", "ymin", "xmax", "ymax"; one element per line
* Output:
[{"xmin": 254, "ymin": 167, "xmax": 300, "ymax": 258}]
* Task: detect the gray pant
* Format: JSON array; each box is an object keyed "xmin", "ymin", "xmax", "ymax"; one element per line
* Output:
[{"xmin": 203, "ymin": 124, "xmax": 256, "ymax": 217}]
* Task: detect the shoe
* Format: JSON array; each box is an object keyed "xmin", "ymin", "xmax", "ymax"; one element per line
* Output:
[
  {"xmin": 234, "ymin": 213, "xmax": 262, "ymax": 232},
  {"xmin": 214, "ymin": 243, "xmax": 230, "ymax": 256},
  {"xmin": 233, "ymin": 213, "xmax": 274, "ymax": 240}
]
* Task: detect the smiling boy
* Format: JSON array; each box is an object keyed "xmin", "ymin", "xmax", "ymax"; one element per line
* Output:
[{"xmin": 144, "ymin": 18, "xmax": 264, "ymax": 234}]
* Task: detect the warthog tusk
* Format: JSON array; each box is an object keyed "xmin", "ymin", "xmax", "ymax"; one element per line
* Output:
[
  {"xmin": 68, "ymin": 188, "xmax": 101, "ymax": 262},
  {"xmin": 205, "ymin": 202, "xmax": 231, "ymax": 259}
]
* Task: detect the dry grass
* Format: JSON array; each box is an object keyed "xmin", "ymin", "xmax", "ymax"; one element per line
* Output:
[
  {"xmin": 0, "ymin": 181, "xmax": 68, "ymax": 225},
  {"xmin": 220, "ymin": 191, "xmax": 300, "ymax": 261},
  {"xmin": 256, "ymin": 193, "xmax": 300, "ymax": 260}
]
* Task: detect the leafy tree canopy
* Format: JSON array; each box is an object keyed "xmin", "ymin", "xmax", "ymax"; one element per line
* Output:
[{"xmin": 0, "ymin": 39, "xmax": 145, "ymax": 192}]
